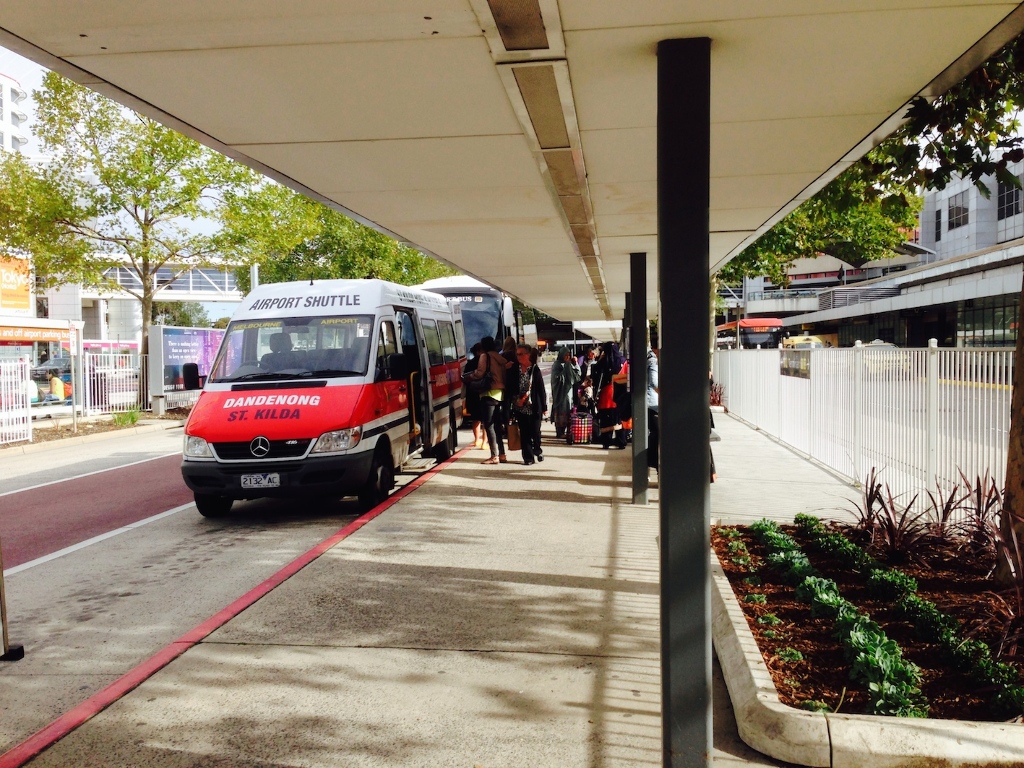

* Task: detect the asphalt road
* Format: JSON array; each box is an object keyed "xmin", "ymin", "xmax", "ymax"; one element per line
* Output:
[
  {"xmin": 0, "ymin": 426, "xmax": 428, "ymax": 754},
  {"xmin": 1, "ymin": 454, "xmax": 193, "ymax": 568}
]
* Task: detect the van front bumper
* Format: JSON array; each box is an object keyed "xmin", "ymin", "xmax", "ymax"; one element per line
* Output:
[{"xmin": 181, "ymin": 451, "xmax": 375, "ymax": 500}]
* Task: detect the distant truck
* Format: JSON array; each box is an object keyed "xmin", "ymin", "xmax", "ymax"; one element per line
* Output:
[
  {"xmin": 782, "ymin": 334, "xmax": 828, "ymax": 349},
  {"xmin": 180, "ymin": 279, "xmax": 466, "ymax": 517}
]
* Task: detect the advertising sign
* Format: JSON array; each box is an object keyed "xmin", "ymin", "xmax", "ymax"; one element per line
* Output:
[
  {"xmin": 0, "ymin": 256, "xmax": 31, "ymax": 314},
  {"xmin": 160, "ymin": 326, "xmax": 224, "ymax": 391},
  {"xmin": 0, "ymin": 324, "xmax": 70, "ymax": 344}
]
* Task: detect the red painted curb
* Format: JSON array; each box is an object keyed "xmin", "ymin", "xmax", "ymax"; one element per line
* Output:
[{"xmin": 0, "ymin": 447, "xmax": 470, "ymax": 768}]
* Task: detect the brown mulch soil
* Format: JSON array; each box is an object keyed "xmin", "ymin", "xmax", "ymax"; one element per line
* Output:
[
  {"xmin": 1, "ymin": 408, "xmax": 190, "ymax": 449},
  {"xmin": 712, "ymin": 524, "xmax": 1024, "ymax": 721}
]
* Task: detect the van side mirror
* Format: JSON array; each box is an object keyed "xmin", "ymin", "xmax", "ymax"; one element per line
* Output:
[
  {"xmin": 386, "ymin": 353, "xmax": 407, "ymax": 381},
  {"xmin": 183, "ymin": 362, "xmax": 202, "ymax": 390}
]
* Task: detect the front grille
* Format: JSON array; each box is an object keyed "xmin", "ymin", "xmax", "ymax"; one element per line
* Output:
[{"xmin": 213, "ymin": 439, "xmax": 312, "ymax": 460}]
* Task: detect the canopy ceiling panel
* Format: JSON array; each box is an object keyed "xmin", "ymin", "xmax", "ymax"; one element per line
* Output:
[{"xmin": 0, "ymin": 0, "xmax": 1021, "ymax": 324}]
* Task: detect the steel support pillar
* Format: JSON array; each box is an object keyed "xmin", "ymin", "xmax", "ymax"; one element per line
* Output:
[
  {"xmin": 630, "ymin": 252, "xmax": 649, "ymax": 505},
  {"xmin": 657, "ymin": 37, "xmax": 712, "ymax": 768}
]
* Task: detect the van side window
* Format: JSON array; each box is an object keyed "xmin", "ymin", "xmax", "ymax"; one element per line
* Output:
[
  {"xmin": 422, "ymin": 319, "xmax": 444, "ymax": 367},
  {"xmin": 396, "ymin": 312, "xmax": 417, "ymax": 348},
  {"xmin": 376, "ymin": 320, "xmax": 399, "ymax": 377},
  {"xmin": 438, "ymin": 321, "xmax": 457, "ymax": 363}
]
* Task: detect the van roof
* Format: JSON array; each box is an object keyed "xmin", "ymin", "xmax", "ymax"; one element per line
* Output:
[{"xmin": 232, "ymin": 279, "xmax": 451, "ymax": 321}]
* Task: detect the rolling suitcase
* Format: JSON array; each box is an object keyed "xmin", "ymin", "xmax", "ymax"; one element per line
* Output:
[{"xmin": 567, "ymin": 411, "xmax": 593, "ymax": 445}]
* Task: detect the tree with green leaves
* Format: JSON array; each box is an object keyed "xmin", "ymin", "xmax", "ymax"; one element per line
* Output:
[
  {"xmin": 718, "ymin": 171, "xmax": 921, "ymax": 287},
  {"xmin": 727, "ymin": 32, "xmax": 1024, "ymax": 581},
  {"xmin": 221, "ymin": 183, "xmax": 456, "ymax": 292},
  {"xmin": 152, "ymin": 301, "xmax": 211, "ymax": 328},
  {"xmin": 0, "ymin": 72, "xmax": 259, "ymax": 353}
]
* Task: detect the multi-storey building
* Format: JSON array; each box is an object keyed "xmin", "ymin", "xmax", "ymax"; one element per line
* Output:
[
  {"xmin": 0, "ymin": 71, "xmax": 29, "ymax": 153},
  {"xmin": 782, "ymin": 165, "xmax": 1024, "ymax": 347}
]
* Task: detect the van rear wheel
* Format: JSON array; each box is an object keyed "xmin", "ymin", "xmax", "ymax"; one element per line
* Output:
[
  {"xmin": 358, "ymin": 450, "xmax": 394, "ymax": 511},
  {"xmin": 195, "ymin": 494, "xmax": 233, "ymax": 517}
]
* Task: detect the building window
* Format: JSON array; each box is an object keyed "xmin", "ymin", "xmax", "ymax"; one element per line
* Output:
[
  {"xmin": 998, "ymin": 177, "xmax": 1022, "ymax": 220},
  {"xmin": 998, "ymin": 176, "xmax": 1024, "ymax": 242},
  {"xmin": 934, "ymin": 208, "xmax": 942, "ymax": 242},
  {"xmin": 957, "ymin": 294, "xmax": 1019, "ymax": 347},
  {"xmin": 948, "ymin": 192, "xmax": 969, "ymax": 230}
]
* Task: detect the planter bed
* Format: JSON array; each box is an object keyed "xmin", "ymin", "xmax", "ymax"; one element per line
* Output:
[{"xmin": 711, "ymin": 521, "xmax": 1024, "ymax": 721}]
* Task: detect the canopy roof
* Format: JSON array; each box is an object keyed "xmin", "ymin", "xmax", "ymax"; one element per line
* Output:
[{"xmin": 2, "ymin": 1, "xmax": 1022, "ymax": 322}]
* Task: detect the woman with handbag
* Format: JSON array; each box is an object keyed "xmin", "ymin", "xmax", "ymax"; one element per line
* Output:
[
  {"xmin": 465, "ymin": 335, "xmax": 508, "ymax": 464},
  {"xmin": 507, "ymin": 344, "xmax": 547, "ymax": 465}
]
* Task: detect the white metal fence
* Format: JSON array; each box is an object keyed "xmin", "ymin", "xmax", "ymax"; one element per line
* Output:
[
  {"xmin": 0, "ymin": 360, "xmax": 32, "ymax": 445},
  {"xmin": 82, "ymin": 353, "xmax": 149, "ymax": 415},
  {"xmin": 713, "ymin": 345, "xmax": 1014, "ymax": 499}
]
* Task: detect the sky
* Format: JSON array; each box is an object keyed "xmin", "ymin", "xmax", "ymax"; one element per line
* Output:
[{"xmin": 1, "ymin": 45, "xmax": 241, "ymax": 318}]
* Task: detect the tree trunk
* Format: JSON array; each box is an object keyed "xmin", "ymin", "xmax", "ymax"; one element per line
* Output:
[
  {"xmin": 999, "ymin": 280, "xmax": 1024, "ymax": 584},
  {"xmin": 140, "ymin": 289, "xmax": 152, "ymax": 358}
]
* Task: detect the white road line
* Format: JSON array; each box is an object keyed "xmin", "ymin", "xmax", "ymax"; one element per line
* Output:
[
  {"xmin": 3, "ymin": 503, "xmax": 194, "ymax": 576},
  {"xmin": 0, "ymin": 452, "xmax": 181, "ymax": 498}
]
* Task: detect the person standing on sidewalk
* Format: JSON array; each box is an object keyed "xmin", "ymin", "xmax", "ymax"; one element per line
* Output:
[
  {"xmin": 466, "ymin": 336, "xmax": 507, "ymax": 465},
  {"xmin": 647, "ymin": 346, "xmax": 659, "ymax": 472},
  {"xmin": 464, "ymin": 343, "xmax": 485, "ymax": 449},
  {"xmin": 549, "ymin": 346, "xmax": 580, "ymax": 439},
  {"xmin": 508, "ymin": 344, "xmax": 547, "ymax": 465}
]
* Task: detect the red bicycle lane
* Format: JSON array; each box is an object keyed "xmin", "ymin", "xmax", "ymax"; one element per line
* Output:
[{"xmin": 0, "ymin": 454, "xmax": 192, "ymax": 569}]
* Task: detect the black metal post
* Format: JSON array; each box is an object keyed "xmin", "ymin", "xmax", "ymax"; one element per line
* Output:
[
  {"xmin": 630, "ymin": 252, "xmax": 649, "ymax": 504},
  {"xmin": 658, "ymin": 37, "xmax": 712, "ymax": 767}
]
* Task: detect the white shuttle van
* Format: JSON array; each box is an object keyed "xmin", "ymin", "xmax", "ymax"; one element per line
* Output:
[{"xmin": 180, "ymin": 279, "xmax": 465, "ymax": 516}]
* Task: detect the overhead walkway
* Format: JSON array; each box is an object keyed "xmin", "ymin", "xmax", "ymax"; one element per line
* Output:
[{"xmin": 2, "ymin": 416, "xmax": 865, "ymax": 767}]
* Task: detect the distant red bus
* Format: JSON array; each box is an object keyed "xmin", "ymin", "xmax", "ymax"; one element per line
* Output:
[{"xmin": 715, "ymin": 318, "xmax": 784, "ymax": 349}]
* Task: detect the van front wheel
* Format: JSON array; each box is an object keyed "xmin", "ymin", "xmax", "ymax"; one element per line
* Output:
[
  {"xmin": 358, "ymin": 450, "xmax": 394, "ymax": 511},
  {"xmin": 195, "ymin": 494, "xmax": 233, "ymax": 517}
]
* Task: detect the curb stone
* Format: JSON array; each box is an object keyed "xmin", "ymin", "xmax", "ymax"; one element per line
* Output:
[
  {"xmin": 710, "ymin": 552, "xmax": 1024, "ymax": 767},
  {"xmin": 2, "ymin": 420, "xmax": 185, "ymax": 456}
]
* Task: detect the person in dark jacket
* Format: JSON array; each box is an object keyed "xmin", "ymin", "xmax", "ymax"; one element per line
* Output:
[
  {"xmin": 464, "ymin": 343, "xmax": 484, "ymax": 449},
  {"xmin": 592, "ymin": 341, "xmax": 627, "ymax": 448},
  {"xmin": 507, "ymin": 344, "xmax": 547, "ymax": 464},
  {"xmin": 466, "ymin": 335, "xmax": 508, "ymax": 464}
]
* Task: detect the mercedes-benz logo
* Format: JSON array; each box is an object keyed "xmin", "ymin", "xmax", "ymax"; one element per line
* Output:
[{"xmin": 250, "ymin": 436, "xmax": 271, "ymax": 458}]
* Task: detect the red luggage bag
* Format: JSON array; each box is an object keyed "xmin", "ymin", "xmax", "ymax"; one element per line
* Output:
[{"xmin": 567, "ymin": 411, "xmax": 593, "ymax": 445}]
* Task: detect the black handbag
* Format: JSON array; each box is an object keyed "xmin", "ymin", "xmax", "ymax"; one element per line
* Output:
[
  {"xmin": 465, "ymin": 369, "xmax": 493, "ymax": 394},
  {"xmin": 464, "ymin": 353, "xmax": 495, "ymax": 393}
]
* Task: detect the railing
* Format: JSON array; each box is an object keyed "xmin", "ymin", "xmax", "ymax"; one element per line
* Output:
[
  {"xmin": 817, "ymin": 286, "xmax": 900, "ymax": 310},
  {"xmin": 713, "ymin": 345, "xmax": 1014, "ymax": 500},
  {"xmin": 82, "ymin": 353, "xmax": 149, "ymax": 415},
  {"xmin": 0, "ymin": 360, "xmax": 32, "ymax": 445},
  {"xmin": 745, "ymin": 289, "xmax": 820, "ymax": 301}
]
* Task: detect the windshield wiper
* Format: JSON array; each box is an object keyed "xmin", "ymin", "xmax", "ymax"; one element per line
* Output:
[
  {"xmin": 220, "ymin": 372, "xmax": 306, "ymax": 382},
  {"xmin": 307, "ymin": 369, "xmax": 359, "ymax": 377}
]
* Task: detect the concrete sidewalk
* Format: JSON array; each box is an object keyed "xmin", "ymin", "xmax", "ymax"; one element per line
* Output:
[{"xmin": 3, "ymin": 415, "xmax": 859, "ymax": 767}]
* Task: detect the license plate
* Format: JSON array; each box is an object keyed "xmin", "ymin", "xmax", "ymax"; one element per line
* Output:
[{"xmin": 241, "ymin": 473, "xmax": 280, "ymax": 489}]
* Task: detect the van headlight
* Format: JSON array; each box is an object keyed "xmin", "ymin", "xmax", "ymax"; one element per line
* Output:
[
  {"xmin": 311, "ymin": 427, "xmax": 361, "ymax": 454},
  {"xmin": 184, "ymin": 435, "xmax": 214, "ymax": 458}
]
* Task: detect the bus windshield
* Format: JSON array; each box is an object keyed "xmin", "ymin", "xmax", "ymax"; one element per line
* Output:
[
  {"xmin": 458, "ymin": 297, "xmax": 502, "ymax": 349},
  {"xmin": 209, "ymin": 315, "xmax": 375, "ymax": 382},
  {"xmin": 716, "ymin": 318, "xmax": 784, "ymax": 349}
]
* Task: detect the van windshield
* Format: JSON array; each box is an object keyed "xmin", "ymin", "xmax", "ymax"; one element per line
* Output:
[{"xmin": 209, "ymin": 315, "xmax": 375, "ymax": 383}]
